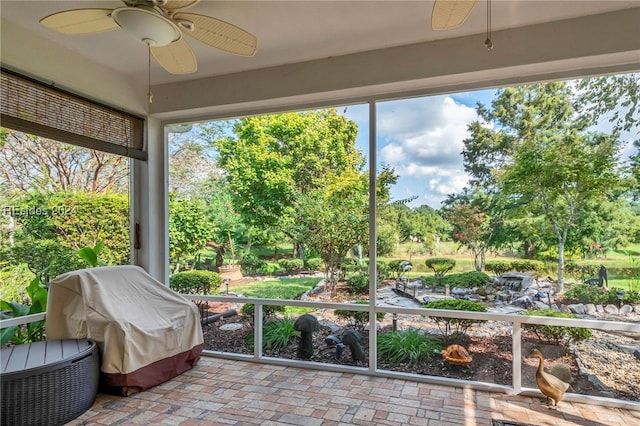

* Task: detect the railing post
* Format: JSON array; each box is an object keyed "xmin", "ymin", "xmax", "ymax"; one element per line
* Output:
[
  {"xmin": 512, "ymin": 318, "xmax": 522, "ymax": 394},
  {"xmin": 255, "ymin": 302, "xmax": 263, "ymax": 360}
]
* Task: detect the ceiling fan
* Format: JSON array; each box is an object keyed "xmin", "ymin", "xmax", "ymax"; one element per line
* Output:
[
  {"xmin": 431, "ymin": 0, "xmax": 477, "ymax": 30},
  {"xmin": 39, "ymin": 0, "xmax": 257, "ymax": 75}
]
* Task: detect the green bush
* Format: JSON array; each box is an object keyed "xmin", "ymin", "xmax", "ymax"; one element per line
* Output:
[
  {"xmin": 387, "ymin": 260, "xmax": 411, "ymax": 279},
  {"xmin": 423, "ymin": 299, "xmax": 487, "ymax": 344},
  {"xmin": 335, "ymin": 300, "xmax": 385, "ymax": 331},
  {"xmin": 241, "ymin": 303, "xmax": 286, "ymax": 322},
  {"xmin": 278, "ymin": 258, "xmax": 304, "ymax": 273},
  {"xmin": 485, "ymin": 260, "xmax": 543, "ymax": 275},
  {"xmin": 422, "ymin": 271, "xmax": 491, "ymax": 289},
  {"xmin": 377, "ymin": 329, "xmax": 441, "ymax": 367},
  {"xmin": 376, "ymin": 260, "xmax": 390, "ymax": 281},
  {"xmin": 522, "ymin": 309, "xmax": 592, "ymax": 346},
  {"xmin": 346, "ymin": 274, "xmax": 370, "ymax": 295},
  {"xmin": 511, "ymin": 259, "xmax": 544, "ymax": 273},
  {"xmin": 565, "ymin": 262, "xmax": 598, "ymax": 280},
  {"xmin": 305, "ymin": 258, "xmax": 323, "ymax": 271},
  {"xmin": 169, "ymin": 270, "xmax": 221, "ymax": 295},
  {"xmin": 240, "ymin": 256, "xmax": 267, "ymax": 275},
  {"xmin": 262, "ymin": 318, "xmax": 299, "ymax": 351},
  {"xmin": 259, "ymin": 262, "xmax": 284, "ymax": 275},
  {"xmin": 485, "ymin": 260, "xmax": 512, "ymax": 275},
  {"xmin": 565, "ymin": 284, "xmax": 640, "ymax": 304}
]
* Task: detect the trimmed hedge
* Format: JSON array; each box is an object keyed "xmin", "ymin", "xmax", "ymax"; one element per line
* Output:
[
  {"xmin": 522, "ymin": 309, "xmax": 592, "ymax": 346},
  {"xmin": 169, "ymin": 270, "xmax": 221, "ymax": 295},
  {"xmin": 485, "ymin": 259, "xmax": 543, "ymax": 275},
  {"xmin": 422, "ymin": 271, "xmax": 491, "ymax": 289},
  {"xmin": 278, "ymin": 258, "xmax": 304, "ymax": 273},
  {"xmin": 423, "ymin": 299, "xmax": 487, "ymax": 344}
]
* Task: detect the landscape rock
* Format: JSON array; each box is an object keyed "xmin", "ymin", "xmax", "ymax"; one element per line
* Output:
[
  {"xmin": 596, "ymin": 305, "xmax": 605, "ymax": 314},
  {"xmin": 568, "ymin": 304, "xmax": 586, "ymax": 315},
  {"xmin": 585, "ymin": 303, "xmax": 597, "ymax": 314},
  {"xmin": 604, "ymin": 304, "xmax": 619, "ymax": 315},
  {"xmin": 620, "ymin": 305, "xmax": 633, "ymax": 316}
]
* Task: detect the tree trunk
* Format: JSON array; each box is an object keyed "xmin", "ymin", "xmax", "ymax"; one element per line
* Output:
[{"xmin": 557, "ymin": 239, "xmax": 565, "ymax": 293}]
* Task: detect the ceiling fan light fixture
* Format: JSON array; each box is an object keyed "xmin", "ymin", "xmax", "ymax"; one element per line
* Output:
[{"xmin": 111, "ymin": 7, "xmax": 180, "ymax": 46}]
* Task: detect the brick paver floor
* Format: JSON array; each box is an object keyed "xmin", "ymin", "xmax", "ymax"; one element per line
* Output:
[{"xmin": 67, "ymin": 357, "xmax": 640, "ymax": 426}]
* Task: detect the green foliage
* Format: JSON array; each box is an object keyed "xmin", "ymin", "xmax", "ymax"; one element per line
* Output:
[
  {"xmin": 241, "ymin": 303, "xmax": 286, "ymax": 323},
  {"xmin": 305, "ymin": 258, "xmax": 323, "ymax": 271},
  {"xmin": 278, "ymin": 258, "xmax": 304, "ymax": 273},
  {"xmin": 376, "ymin": 260, "xmax": 390, "ymax": 281},
  {"xmin": 169, "ymin": 197, "xmax": 214, "ymax": 272},
  {"xmin": 0, "ymin": 277, "xmax": 48, "ymax": 345},
  {"xmin": 425, "ymin": 258, "xmax": 456, "ymax": 275},
  {"xmin": 484, "ymin": 260, "xmax": 511, "ymax": 275},
  {"xmin": 346, "ymin": 274, "xmax": 370, "ymax": 295},
  {"xmin": 334, "ymin": 300, "xmax": 385, "ymax": 332},
  {"xmin": 0, "ymin": 262, "xmax": 34, "ymax": 303},
  {"xmin": 423, "ymin": 299, "xmax": 487, "ymax": 344},
  {"xmin": 239, "ymin": 255, "xmax": 267, "ymax": 275},
  {"xmin": 169, "ymin": 270, "xmax": 222, "ymax": 295},
  {"xmin": 423, "ymin": 271, "xmax": 492, "ymax": 289},
  {"xmin": 563, "ymin": 262, "xmax": 598, "ymax": 280},
  {"xmin": 77, "ymin": 241, "xmax": 105, "ymax": 268},
  {"xmin": 522, "ymin": 309, "xmax": 592, "ymax": 346},
  {"xmin": 485, "ymin": 259, "xmax": 544, "ymax": 275},
  {"xmin": 262, "ymin": 317, "xmax": 299, "ymax": 351},
  {"xmin": 377, "ymin": 329, "xmax": 441, "ymax": 367},
  {"xmin": 564, "ymin": 284, "xmax": 640, "ymax": 304},
  {"xmin": 388, "ymin": 259, "xmax": 412, "ymax": 279},
  {"xmin": 2, "ymin": 191, "xmax": 128, "ymax": 282}
]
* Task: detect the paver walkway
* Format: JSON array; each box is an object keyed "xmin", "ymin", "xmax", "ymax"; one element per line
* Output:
[{"xmin": 68, "ymin": 357, "xmax": 639, "ymax": 426}]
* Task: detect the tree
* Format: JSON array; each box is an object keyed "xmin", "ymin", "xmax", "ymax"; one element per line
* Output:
[
  {"xmin": 0, "ymin": 129, "xmax": 128, "ymax": 194},
  {"xmin": 442, "ymin": 190, "xmax": 502, "ymax": 271},
  {"xmin": 213, "ymin": 109, "xmax": 363, "ymax": 259},
  {"xmin": 576, "ymin": 73, "xmax": 639, "ymax": 134},
  {"xmin": 462, "ymin": 82, "xmax": 623, "ymax": 291},
  {"xmin": 168, "ymin": 197, "xmax": 214, "ymax": 273}
]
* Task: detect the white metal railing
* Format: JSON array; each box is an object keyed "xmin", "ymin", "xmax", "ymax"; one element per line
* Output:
[{"xmin": 3, "ymin": 298, "xmax": 639, "ymax": 410}]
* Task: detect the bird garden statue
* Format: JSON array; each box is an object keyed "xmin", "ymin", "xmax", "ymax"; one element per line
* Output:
[{"xmin": 527, "ymin": 348, "xmax": 573, "ymax": 409}]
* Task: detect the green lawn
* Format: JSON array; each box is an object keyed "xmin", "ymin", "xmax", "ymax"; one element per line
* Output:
[{"xmin": 231, "ymin": 277, "xmax": 322, "ymax": 315}]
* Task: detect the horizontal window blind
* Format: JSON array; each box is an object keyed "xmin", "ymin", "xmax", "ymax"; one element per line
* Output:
[{"xmin": 1, "ymin": 68, "xmax": 146, "ymax": 161}]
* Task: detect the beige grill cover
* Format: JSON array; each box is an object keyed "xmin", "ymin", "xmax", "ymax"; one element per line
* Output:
[{"xmin": 46, "ymin": 265, "xmax": 203, "ymax": 395}]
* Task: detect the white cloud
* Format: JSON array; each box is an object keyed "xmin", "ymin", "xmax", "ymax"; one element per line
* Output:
[{"xmin": 377, "ymin": 95, "xmax": 478, "ymax": 206}]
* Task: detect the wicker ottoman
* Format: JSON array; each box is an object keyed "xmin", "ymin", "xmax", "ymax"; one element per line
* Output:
[{"xmin": 1, "ymin": 339, "xmax": 99, "ymax": 426}]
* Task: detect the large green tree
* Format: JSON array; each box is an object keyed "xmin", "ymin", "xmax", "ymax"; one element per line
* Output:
[
  {"xmin": 213, "ymin": 109, "xmax": 363, "ymax": 259},
  {"xmin": 463, "ymin": 82, "xmax": 623, "ymax": 291}
]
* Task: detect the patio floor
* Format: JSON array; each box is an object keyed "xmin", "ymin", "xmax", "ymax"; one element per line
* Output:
[{"xmin": 68, "ymin": 357, "xmax": 640, "ymax": 426}]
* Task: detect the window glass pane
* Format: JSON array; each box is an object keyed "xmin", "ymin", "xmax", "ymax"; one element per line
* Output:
[{"xmin": 0, "ymin": 128, "xmax": 130, "ymax": 304}]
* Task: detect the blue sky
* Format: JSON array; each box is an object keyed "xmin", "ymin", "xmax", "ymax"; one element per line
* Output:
[
  {"xmin": 342, "ymin": 88, "xmax": 496, "ymax": 209},
  {"xmin": 342, "ymin": 87, "xmax": 636, "ymax": 210}
]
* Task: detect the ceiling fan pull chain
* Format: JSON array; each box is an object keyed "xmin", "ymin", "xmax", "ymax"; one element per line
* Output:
[
  {"xmin": 147, "ymin": 42, "xmax": 153, "ymax": 103},
  {"xmin": 484, "ymin": 0, "xmax": 493, "ymax": 50}
]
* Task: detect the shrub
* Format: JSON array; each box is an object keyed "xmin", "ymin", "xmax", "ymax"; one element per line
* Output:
[
  {"xmin": 388, "ymin": 260, "xmax": 411, "ymax": 279},
  {"xmin": 169, "ymin": 270, "xmax": 221, "ymax": 295},
  {"xmin": 423, "ymin": 299, "xmax": 487, "ymax": 344},
  {"xmin": 565, "ymin": 262, "xmax": 598, "ymax": 280},
  {"xmin": 278, "ymin": 258, "xmax": 304, "ymax": 273},
  {"xmin": 377, "ymin": 329, "xmax": 441, "ymax": 367},
  {"xmin": 262, "ymin": 317, "xmax": 299, "ymax": 351},
  {"xmin": 259, "ymin": 262, "xmax": 284, "ymax": 275},
  {"xmin": 376, "ymin": 260, "xmax": 390, "ymax": 281},
  {"xmin": 522, "ymin": 309, "xmax": 592, "ymax": 346},
  {"xmin": 240, "ymin": 256, "xmax": 267, "ymax": 275},
  {"xmin": 485, "ymin": 260, "xmax": 512, "ymax": 275},
  {"xmin": 335, "ymin": 300, "xmax": 385, "ymax": 331},
  {"xmin": 346, "ymin": 274, "xmax": 370, "ymax": 295},
  {"xmin": 424, "ymin": 258, "xmax": 456, "ymax": 288},
  {"xmin": 305, "ymin": 258, "xmax": 323, "ymax": 271},
  {"xmin": 564, "ymin": 284, "xmax": 609, "ymax": 304},
  {"xmin": 511, "ymin": 259, "xmax": 544, "ymax": 273},
  {"xmin": 422, "ymin": 271, "xmax": 491, "ymax": 289},
  {"xmin": 0, "ymin": 277, "xmax": 48, "ymax": 345},
  {"xmin": 240, "ymin": 303, "xmax": 286, "ymax": 323}
]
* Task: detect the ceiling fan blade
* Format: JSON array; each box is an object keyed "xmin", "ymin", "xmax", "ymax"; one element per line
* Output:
[
  {"xmin": 431, "ymin": 0, "xmax": 477, "ymax": 30},
  {"xmin": 151, "ymin": 38, "xmax": 197, "ymax": 74},
  {"xmin": 163, "ymin": 0, "xmax": 200, "ymax": 11},
  {"xmin": 40, "ymin": 9, "xmax": 118, "ymax": 35},
  {"xmin": 173, "ymin": 13, "xmax": 257, "ymax": 56}
]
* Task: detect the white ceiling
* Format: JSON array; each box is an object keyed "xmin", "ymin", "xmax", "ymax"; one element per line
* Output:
[{"xmin": 2, "ymin": 0, "xmax": 638, "ymax": 88}]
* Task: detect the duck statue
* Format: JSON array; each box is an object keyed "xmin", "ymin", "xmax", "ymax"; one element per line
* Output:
[{"xmin": 527, "ymin": 348, "xmax": 573, "ymax": 409}]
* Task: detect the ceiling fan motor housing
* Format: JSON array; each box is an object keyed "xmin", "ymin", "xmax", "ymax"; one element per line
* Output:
[{"xmin": 111, "ymin": 6, "xmax": 181, "ymax": 46}]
